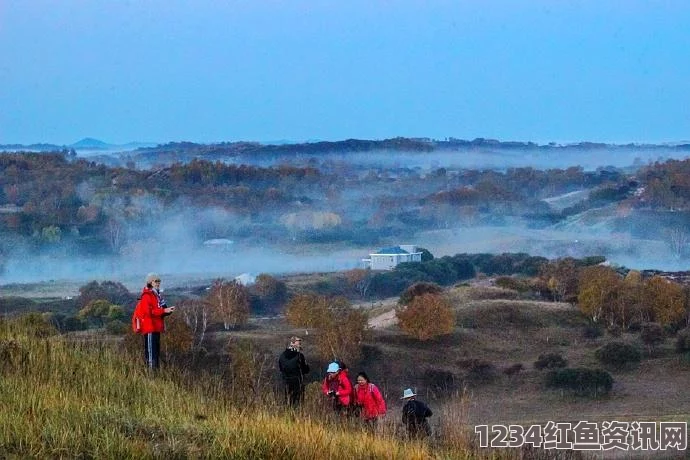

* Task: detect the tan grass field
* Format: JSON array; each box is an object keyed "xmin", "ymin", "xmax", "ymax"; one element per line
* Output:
[{"xmin": 3, "ymin": 279, "xmax": 689, "ymax": 458}]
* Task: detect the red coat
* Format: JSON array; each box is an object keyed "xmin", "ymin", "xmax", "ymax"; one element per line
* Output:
[
  {"xmin": 354, "ymin": 382, "xmax": 386, "ymax": 420},
  {"xmin": 322, "ymin": 370, "xmax": 353, "ymax": 407},
  {"xmin": 132, "ymin": 287, "xmax": 167, "ymax": 334}
]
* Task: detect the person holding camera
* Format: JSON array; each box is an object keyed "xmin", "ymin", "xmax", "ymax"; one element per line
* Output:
[
  {"xmin": 278, "ymin": 336, "xmax": 310, "ymax": 407},
  {"xmin": 321, "ymin": 361, "xmax": 352, "ymax": 414},
  {"xmin": 132, "ymin": 273, "xmax": 176, "ymax": 370}
]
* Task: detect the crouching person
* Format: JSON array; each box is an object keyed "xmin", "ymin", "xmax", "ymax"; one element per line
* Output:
[
  {"xmin": 322, "ymin": 361, "xmax": 352, "ymax": 414},
  {"xmin": 401, "ymin": 388, "xmax": 432, "ymax": 439}
]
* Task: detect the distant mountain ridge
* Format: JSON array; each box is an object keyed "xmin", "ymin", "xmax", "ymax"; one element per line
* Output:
[
  {"xmin": 133, "ymin": 137, "xmax": 690, "ymax": 159},
  {"xmin": 1, "ymin": 136, "xmax": 689, "ymax": 154},
  {"xmin": 0, "ymin": 138, "xmax": 157, "ymax": 152}
]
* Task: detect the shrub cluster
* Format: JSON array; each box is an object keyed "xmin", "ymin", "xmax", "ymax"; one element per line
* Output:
[
  {"xmin": 595, "ymin": 342, "xmax": 641, "ymax": 368},
  {"xmin": 675, "ymin": 327, "xmax": 690, "ymax": 353},
  {"xmin": 546, "ymin": 367, "xmax": 613, "ymax": 396},
  {"xmin": 534, "ymin": 352, "xmax": 567, "ymax": 370}
]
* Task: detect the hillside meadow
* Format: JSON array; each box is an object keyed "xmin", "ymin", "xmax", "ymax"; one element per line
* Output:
[
  {"xmin": 3, "ymin": 275, "xmax": 690, "ymax": 458},
  {"xmin": 0, "ymin": 316, "xmax": 445, "ymax": 459}
]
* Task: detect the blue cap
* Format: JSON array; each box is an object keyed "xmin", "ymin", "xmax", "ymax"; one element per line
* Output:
[{"xmin": 326, "ymin": 362, "xmax": 340, "ymax": 373}]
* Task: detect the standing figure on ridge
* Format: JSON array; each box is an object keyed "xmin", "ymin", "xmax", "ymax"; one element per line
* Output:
[
  {"xmin": 278, "ymin": 336, "xmax": 310, "ymax": 407},
  {"xmin": 131, "ymin": 273, "xmax": 176, "ymax": 370}
]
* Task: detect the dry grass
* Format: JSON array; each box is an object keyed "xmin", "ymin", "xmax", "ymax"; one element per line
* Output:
[
  {"xmin": 0, "ymin": 317, "xmax": 479, "ymax": 459},
  {"xmin": 5, "ymin": 279, "xmax": 690, "ymax": 458}
]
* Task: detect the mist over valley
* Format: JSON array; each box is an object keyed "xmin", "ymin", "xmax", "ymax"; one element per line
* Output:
[{"xmin": 1, "ymin": 138, "xmax": 690, "ymax": 289}]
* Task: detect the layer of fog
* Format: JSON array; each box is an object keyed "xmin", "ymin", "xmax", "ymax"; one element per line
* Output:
[
  {"xmin": 121, "ymin": 146, "xmax": 690, "ymax": 173},
  {"xmin": 279, "ymin": 148, "xmax": 688, "ymax": 172},
  {"xmin": 3, "ymin": 146, "xmax": 690, "ymax": 288},
  {"xmin": 3, "ymin": 217, "xmax": 688, "ymax": 289}
]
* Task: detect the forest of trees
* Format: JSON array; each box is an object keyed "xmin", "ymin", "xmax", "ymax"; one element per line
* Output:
[{"xmin": 3, "ymin": 149, "xmax": 690, "ymax": 272}]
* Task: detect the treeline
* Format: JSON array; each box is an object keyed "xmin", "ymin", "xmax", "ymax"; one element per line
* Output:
[
  {"xmin": 0, "ymin": 152, "xmax": 326, "ymax": 252},
  {"xmin": 132, "ymin": 137, "xmax": 690, "ymax": 159},
  {"xmin": 2, "ymin": 150, "xmax": 690, "ymax": 260}
]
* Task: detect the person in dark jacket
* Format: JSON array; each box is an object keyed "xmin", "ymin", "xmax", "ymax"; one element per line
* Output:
[
  {"xmin": 278, "ymin": 336, "xmax": 310, "ymax": 407},
  {"xmin": 401, "ymin": 388, "xmax": 433, "ymax": 438}
]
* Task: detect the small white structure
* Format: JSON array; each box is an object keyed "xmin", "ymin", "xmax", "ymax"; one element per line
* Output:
[
  {"xmin": 234, "ymin": 273, "xmax": 256, "ymax": 286},
  {"xmin": 202, "ymin": 238, "xmax": 234, "ymax": 251},
  {"xmin": 362, "ymin": 245, "xmax": 423, "ymax": 270}
]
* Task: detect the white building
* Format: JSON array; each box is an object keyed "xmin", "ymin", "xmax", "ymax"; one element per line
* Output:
[{"xmin": 362, "ymin": 245, "xmax": 423, "ymax": 270}]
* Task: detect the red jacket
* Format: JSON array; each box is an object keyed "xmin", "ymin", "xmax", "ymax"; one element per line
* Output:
[
  {"xmin": 322, "ymin": 370, "xmax": 353, "ymax": 407},
  {"xmin": 132, "ymin": 287, "xmax": 167, "ymax": 334},
  {"xmin": 354, "ymin": 382, "xmax": 386, "ymax": 420}
]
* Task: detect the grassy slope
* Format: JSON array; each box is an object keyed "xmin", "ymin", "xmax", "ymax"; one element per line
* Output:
[{"xmin": 0, "ymin": 321, "xmax": 439, "ymax": 459}]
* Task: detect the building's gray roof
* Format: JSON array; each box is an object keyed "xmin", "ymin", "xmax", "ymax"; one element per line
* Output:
[{"xmin": 374, "ymin": 246, "xmax": 409, "ymax": 255}]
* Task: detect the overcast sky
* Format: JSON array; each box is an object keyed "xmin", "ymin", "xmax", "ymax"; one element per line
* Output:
[{"xmin": 1, "ymin": 1, "xmax": 689, "ymax": 146}]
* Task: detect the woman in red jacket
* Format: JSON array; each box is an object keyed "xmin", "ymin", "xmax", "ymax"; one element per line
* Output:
[
  {"xmin": 132, "ymin": 273, "xmax": 175, "ymax": 369},
  {"xmin": 322, "ymin": 362, "xmax": 353, "ymax": 413},
  {"xmin": 353, "ymin": 371, "xmax": 386, "ymax": 428}
]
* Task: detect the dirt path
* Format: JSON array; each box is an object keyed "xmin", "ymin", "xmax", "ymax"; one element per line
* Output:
[{"xmin": 368, "ymin": 308, "xmax": 398, "ymax": 329}]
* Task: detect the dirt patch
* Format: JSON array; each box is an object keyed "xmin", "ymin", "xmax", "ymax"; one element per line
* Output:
[{"xmin": 369, "ymin": 309, "xmax": 398, "ymax": 329}]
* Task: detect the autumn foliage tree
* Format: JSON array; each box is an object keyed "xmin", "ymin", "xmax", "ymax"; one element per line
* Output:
[
  {"xmin": 177, "ymin": 298, "xmax": 212, "ymax": 350},
  {"xmin": 251, "ymin": 273, "xmax": 288, "ymax": 314},
  {"xmin": 399, "ymin": 281, "xmax": 443, "ymax": 306},
  {"xmin": 285, "ymin": 293, "xmax": 332, "ymax": 328},
  {"xmin": 577, "ymin": 265, "xmax": 621, "ymax": 325},
  {"xmin": 315, "ymin": 308, "xmax": 368, "ymax": 364},
  {"xmin": 540, "ymin": 258, "xmax": 580, "ymax": 302},
  {"xmin": 643, "ymin": 276, "xmax": 685, "ymax": 327},
  {"xmin": 344, "ymin": 268, "xmax": 373, "ymax": 301},
  {"xmin": 615, "ymin": 270, "xmax": 645, "ymax": 328},
  {"xmin": 285, "ymin": 293, "xmax": 367, "ymax": 364},
  {"xmin": 206, "ymin": 279, "xmax": 251, "ymax": 330},
  {"xmin": 396, "ymin": 293, "xmax": 455, "ymax": 341}
]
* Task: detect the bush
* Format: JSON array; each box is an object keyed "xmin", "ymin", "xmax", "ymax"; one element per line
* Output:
[
  {"xmin": 399, "ymin": 282, "xmax": 443, "ymax": 305},
  {"xmin": 77, "ymin": 280, "xmax": 136, "ymax": 309},
  {"xmin": 503, "ymin": 363, "xmax": 524, "ymax": 375},
  {"xmin": 675, "ymin": 328, "xmax": 690, "ymax": 353},
  {"xmin": 595, "ymin": 342, "xmax": 641, "ymax": 368},
  {"xmin": 534, "ymin": 352, "xmax": 567, "ymax": 370},
  {"xmin": 423, "ymin": 368, "xmax": 457, "ymax": 391},
  {"xmin": 105, "ymin": 320, "xmax": 128, "ymax": 335},
  {"xmin": 396, "ymin": 293, "xmax": 455, "ymax": 341},
  {"xmin": 640, "ymin": 322, "xmax": 665, "ymax": 351},
  {"xmin": 459, "ymin": 359, "xmax": 496, "ymax": 384},
  {"xmin": 16, "ymin": 312, "xmax": 58, "ymax": 338},
  {"xmin": 582, "ymin": 324, "xmax": 603, "ymax": 339},
  {"xmin": 62, "ymin": 315, "xmax": 86, "ymax": 332},
  {"xmin": 0, "ymin": 296, "xmax": 35, "ymax": 313},
  {"xmin": 494, "ymin": 276, "xmax": 531, "ymax": 293},
  {"xmin": 546, "ymin": 367, "xmax": 613, "ymax": 396}
]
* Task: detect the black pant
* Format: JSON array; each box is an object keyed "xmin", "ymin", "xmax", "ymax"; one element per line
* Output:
[
  {"xmin": 143, "ymin": 332, "xmax": 161, "ymax": 369},
  {"xmin": 284, "ymin": 378, "xmax": 304, "ymax": 406},
  {"xmin": 406, "ymin": 420, "xmax": 432, "ymax": 439}
]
